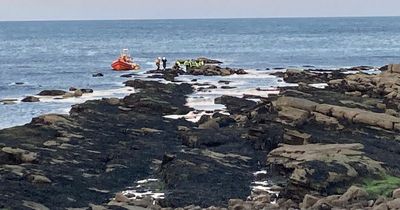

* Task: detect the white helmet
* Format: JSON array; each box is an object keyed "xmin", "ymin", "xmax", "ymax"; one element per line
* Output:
[
  {"xmin": 163, "ymin": 57, "xmax": 166, "ymax": 60},
  {"xmin": 158, "ymin": 57, "xmax": 161, "ymax": 60}
]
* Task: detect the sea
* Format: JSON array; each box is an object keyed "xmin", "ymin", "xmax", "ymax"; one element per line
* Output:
[{"xmin": 1, "ymin": 17, "xmax": 400, "ymax": 128}]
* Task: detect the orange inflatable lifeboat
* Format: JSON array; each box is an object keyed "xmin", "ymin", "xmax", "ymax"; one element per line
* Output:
[{"xmin": 111, "ymin": 49, "xmax": 140, "ymax": 71}]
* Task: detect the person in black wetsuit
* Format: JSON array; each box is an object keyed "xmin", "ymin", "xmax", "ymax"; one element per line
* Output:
[{"xmin": 162, "ymin": 57, "xmax": 167, "ymax": 70}]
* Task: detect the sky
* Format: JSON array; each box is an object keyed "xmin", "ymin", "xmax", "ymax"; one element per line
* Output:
[{"xmin": 0, "ymin": 0, "xmax": 399, "ymax": 21}]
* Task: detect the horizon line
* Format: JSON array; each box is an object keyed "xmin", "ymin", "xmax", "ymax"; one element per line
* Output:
[{"xmin": 1, "ymin": 15, "xmax": 399, "ymax": 22}]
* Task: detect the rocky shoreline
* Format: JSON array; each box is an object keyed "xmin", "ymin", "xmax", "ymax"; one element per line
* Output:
[{"xmin": 1, "ymin": 62, "xmax": 400, "ymax": 210}]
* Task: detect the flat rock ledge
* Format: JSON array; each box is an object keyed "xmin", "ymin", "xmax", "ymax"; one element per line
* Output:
[
  {"xmin": 275, "ymin": 96, "xmax": 400, "ymax": 131},
  {"xmin": 267, "ymin": 143, "xmax": 385, "ymax": 199}
]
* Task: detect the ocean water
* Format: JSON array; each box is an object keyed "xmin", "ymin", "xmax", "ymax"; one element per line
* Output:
[{"xmin": 1, "ymin": 17, "xmax": 400, "ymax": 128}]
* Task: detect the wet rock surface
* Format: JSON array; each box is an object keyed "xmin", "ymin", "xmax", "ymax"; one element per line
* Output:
[
  {"xmin": 0, "ymin": 79, "xmax": 281, "ymax": 209},
  {"xmin": 22, "ymin": 96, "xmax": 40, "ymax": 102},
  {"xmin": 0, "ymin": 81, "xmax": 191, "ymax": 208},
  {"xmin": 214, "ymin": 95, "xmax": 257, "ymax": 114},
  {"xmin": 267, "ymin": 143, "xmax": 385, "ymax": 199},
  {"xmin": 1, "ymin": 63, "xmax": 400, "ymax": 209},
  {"xmin": 37, "ymin": 89, "xmax": 67, "ymax": 96},
  {"xmin": 186, "ymin": 65, "xmax": 247, "ymax": 76},
  {"xmin": 271, "ymin": 68, "xmax": 346, "ymax": 84},
  {"xmin": 146, "ymin": 68, "xmax": 186, "ymax": 82}
]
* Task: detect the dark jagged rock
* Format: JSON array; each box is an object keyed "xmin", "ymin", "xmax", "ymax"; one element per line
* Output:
[
  {"xmin": 163, "ymin": 71, "xmax": 178, "ymax": 82},
  {"xmin": 218, "ymin": 80, "xmax": 231, "ymax": 84},
  {"xmin": 245, "ymin": 123, "xmax": 284, "ymax": 151},
  {"xmin": 120, "ymin": 73, "xmax": 138, "ymax": 78},
  {"xmin": 160, "ymin": 149, "xmax": 254, "ymax": 207},
  {"xmin": 220, "ymin": 86, "xmax": 236, "ymax": 89},
  {"xmin": 80, "ymin": 89, "xmax": 93, "ymax": 94},
  {"xmin": 146, "ymin": 69, "xmax": 186, "ymax": 82},
  {"xmin": 196, "ymin": 57, "xmax": 223, "ymax": 64},
  {"xmin": 235, "ymin": 69, "xmax": 247, "ymax": 75},
  {"xmin": 147, "ymin": 74, "xmax": 164, "ymax": 79},
  {"xmin": 215, "ymin": 95, "xmax": 257, "ymax": 114},
  {"xmin": 271, "ymin": 69, "xmax": 346, "ymax": 84},
  {"xmin": 21, "ymin": 96, "xmax": 40, "ymax": 102},
  {"xmin": 344, "ymin": 66, "xmax": 374, "ymax": 71},
  {"xmin": 379, "ymin": 65, "xmax": 389, "ymax": 71},
  {"xmin": 197, "ymin": 85, "xmax": 217, "ymax": 92},
  {"xmin": 92, "ymin": 73, "xmax": 104, "ymax": 77},
  {"xmin": 146, "ymin": 69, "xmax": 166, "ymax": 74},
  {"xmin": 187, "ymin": 65, "xmax": 247, "ymax": 76},
  {"xmin": 37, "ymin": 90, "xmax": 67, "ymax": 96}
]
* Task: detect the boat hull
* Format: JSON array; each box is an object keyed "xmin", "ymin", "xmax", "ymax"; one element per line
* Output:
[{"xmin": 111, "ymin": 60, "xmax": 140, "ymax": 71}]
